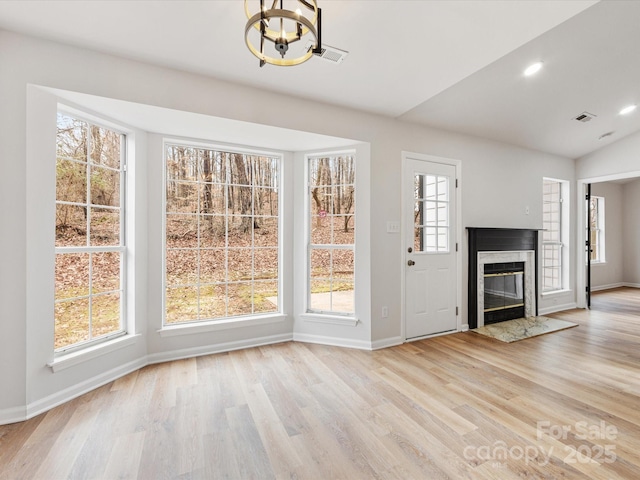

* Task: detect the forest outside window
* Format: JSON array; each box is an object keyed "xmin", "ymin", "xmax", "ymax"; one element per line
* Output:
[
  {"xmin": 307, "ymin": 154, "xmax": 355, "ymax": 316},
  {"xmin": 164, "ymin": 143, "xmax": 280, "ymax": 324},
  {"xmin": 55, "ymin": 113, "xmax": 126, "ymax": 352}
]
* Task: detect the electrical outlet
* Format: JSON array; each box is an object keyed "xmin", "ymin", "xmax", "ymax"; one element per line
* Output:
[
  {"xmin": 525, "ymin": 206, "xmax": 530, "ymax": 215},
  {"xmin": 382, "ymin": 306, "xmax": 389, "ymax": 318}
]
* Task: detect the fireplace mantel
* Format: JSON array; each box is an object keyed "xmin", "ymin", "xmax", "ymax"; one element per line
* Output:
[{"xmin": 466, "ymin": 228, "xmax": 540, "ymax": 329}]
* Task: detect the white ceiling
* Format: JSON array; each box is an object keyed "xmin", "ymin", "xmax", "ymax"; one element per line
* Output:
[{"xmin": 3, "ymin": 0, "xmax": 638, "ymax": 158}]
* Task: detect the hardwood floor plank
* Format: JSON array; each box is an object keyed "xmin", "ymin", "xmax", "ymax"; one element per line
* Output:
[
  {"xmin": 101, "ymin": 431, "xmax": 146, "ymax": 480},
  {"xmin": 372, "ymin": 366, "xmax": 478, "ymax": 435},
  {"xmin": 225, "ymin": 404, "xmax": 275, "ymax": 480},
  {"xmin": 33, "ymin": 403, "xmax": 100, "ymax": 480}
]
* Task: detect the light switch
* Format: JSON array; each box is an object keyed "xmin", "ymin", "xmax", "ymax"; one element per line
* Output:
[{"xmin": 386, "ymin": 221, "xmax": 400, "ymax": 233}]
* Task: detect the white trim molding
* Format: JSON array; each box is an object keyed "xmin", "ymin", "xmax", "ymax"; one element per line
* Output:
[
  {"xmin": 147, "ymin": 333, "xmax": 293, "ymax": 365},
  {"xmin": 538, "ymin": 302, "xmax": 578, "ymax": 316},
  {"xmin": 591, "ymin": 282, "xmax": 626, "ymax": 292},
  {"xmin": 158, "ymin": 314, "xmax": 288, "ymax": 337},
  {"xmin": 371, "ymin": 336, "xmax": 403, "ymax": 350},
  {"xmin": 293, "ymin": 333, "xmax": 372, "ymax": 350},
  {"xmin": 0, "ymin": 406, "xmax": 28, "ymax": 426},
  {"xmin": 48, "ymin": 334, "xmax": 142, "ymax": 373},
  {"xmin": 28, "ymin": 357, "xmax": 147, "ymax": 422},
  {"xmin": 299, "ymin": 313, "xmax": 358, "ymax": 327}
]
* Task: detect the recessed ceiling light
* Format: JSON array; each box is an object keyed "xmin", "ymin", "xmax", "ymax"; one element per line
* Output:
[
  {"xmin": 524, "ymin": 61, "xmax": 543, "ymax": 76},
  {"xmin": 619, "ymin": 104, "xmax": 637, "ymax": 115}
]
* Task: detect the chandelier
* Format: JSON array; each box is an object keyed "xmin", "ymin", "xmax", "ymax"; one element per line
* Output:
[{"xmin": 244, "ymin": 0, "xmax": 322, "ymax": 67}]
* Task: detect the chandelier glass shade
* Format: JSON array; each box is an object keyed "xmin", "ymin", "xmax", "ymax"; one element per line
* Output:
[{"xmin": 244, "ymin": 0, "xmax": 322, "ymax": 67}]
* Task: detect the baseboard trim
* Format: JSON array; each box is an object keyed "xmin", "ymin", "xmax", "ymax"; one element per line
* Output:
[
  {"xmin": 0, "ymin": 406, "xmax": 28, "ymax": 426},
  {"xmin": 623, "ymin": 283, "xmax": 640, "ymax": 289},
  {"xmin": 371, "ymin": 336, "xmax": 403, "ymax": 350},
  {"xmin": 146, "ymin": 333, "xmax": 293, "ymax": 365},
  {"xmin": 293, "ymin": 332, "xmax": 372, "ymax": 350},
  {"xmin": 539, "ymin": 302, "xmax": 577, "ymax": 315},
  {"xmin": 591, "ymin": 282, "xmax": 626, "ymax": 292},
  {"xmin": 25, "ymin": 357, "xmax": 147, "ymax": 423}
]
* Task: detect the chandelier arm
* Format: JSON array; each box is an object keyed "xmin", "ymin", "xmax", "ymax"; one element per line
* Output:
[
  {"xmin": 312, "ymin": 7, "xmax": 322, "ymax": 54},
  {"xmin": 298, "ymin": 0, "xmax": 315, "ymax": 10},
  {"xmin": 245, "ymin": 0, "xmax": 318, "ymax": 35},
  {"xmin": 249, "ymin": 9, "xmax": 315, "ymax": 42}
]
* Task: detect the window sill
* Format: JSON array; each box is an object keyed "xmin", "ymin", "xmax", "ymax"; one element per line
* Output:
[
  {"xmin": 541, "ymin": 289, "xmax": 573, "ymax": 297},
  {"xmin": 590, "ymin": 261, "xmax": 607, "ymax": 266},
  {"xmin": 158, "ymin": 313, "xmax": 287, "ymax": 337},
  {"xmin": 48, "ymin": 333, "xmax": 141, "ymax": 373},
  {"xmin": 300, "ymin": 313, "xmax": 359, "ymax": 327}
]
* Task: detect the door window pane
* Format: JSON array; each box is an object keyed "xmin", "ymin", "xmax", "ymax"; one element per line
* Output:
[{"xmin": 414, "ymin": 174, "xmax": 450, "ymax": 253}]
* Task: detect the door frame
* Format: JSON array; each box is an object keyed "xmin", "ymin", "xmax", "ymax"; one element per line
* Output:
[
  {"xmin": 401, "ymin": 151, "xmax": 463, "ymax": 341},
  {"xmin": 576, "ymin": 170, "xmax": 640, "ymax": 308}
]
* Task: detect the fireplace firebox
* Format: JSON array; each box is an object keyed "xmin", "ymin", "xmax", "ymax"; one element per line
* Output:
[{"xmin": 483, "ymin": 262, "xmax": 525, "ymax": 325}]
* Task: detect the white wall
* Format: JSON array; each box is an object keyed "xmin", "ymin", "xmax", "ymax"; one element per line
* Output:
[
  {"xmin": 0, "ymin": 29, "xmax": 578, "ymax": 422},
  {"xmin": 577, "ymin": 130, "xmax": 640, "ymax": 180},
  {"xmin": 623, "ymin": 179, "xmax": 640, "ymax": 285},
  {"xmin": 590, "ymin": 182, "xmax": 624, "ymax": 290}
]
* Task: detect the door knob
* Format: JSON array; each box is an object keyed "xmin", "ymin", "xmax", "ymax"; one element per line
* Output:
[{"xmin": 407, "ymin": 260, "xmax": 415, "ymax": 266}]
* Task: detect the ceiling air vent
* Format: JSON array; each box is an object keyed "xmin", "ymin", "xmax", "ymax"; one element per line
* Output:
[
  {"xmin": 573, "ymin": 111, "xmax": 597, "ymax": 123},
  {"xmin": 306, "ymin": 42, "xmax": 348, "ymax": 64}
]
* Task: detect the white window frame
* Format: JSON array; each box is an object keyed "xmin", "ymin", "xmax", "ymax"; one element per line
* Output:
[
  {"xmin": 589, "ymin": 195, "xmax": 605, "ymax": 264},
  {"xmin": 542, "ymin": 177, "xmax": 569, "ymax": 293},
  {"xmin": 54, "ymin": 110, "xmax": 128, "ymax": 355},
  {"xmin": 305, "ymin": 151, "xmax": 356, "ymax": 318},
  {"xmin": 162, "ymin": 139, "xmax": 283, "ymax": 327}
]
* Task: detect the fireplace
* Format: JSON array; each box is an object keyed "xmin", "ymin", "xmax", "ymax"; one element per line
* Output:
[{"xmin": 467, "ymin": 228, "xmax": 539, "ymax": 329}]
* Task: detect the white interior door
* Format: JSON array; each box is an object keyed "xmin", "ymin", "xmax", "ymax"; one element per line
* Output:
[{"xmin": 404, "ymin": 158, "xmax": 457, "ymax": 339}]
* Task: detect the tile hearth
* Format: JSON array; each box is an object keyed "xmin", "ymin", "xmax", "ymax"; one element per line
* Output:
[{"xmin": 472, "ymin": 316, "xmax": 578, "ymax": 343}]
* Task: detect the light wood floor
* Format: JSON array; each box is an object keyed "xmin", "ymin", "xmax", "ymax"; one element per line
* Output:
[{"xmin": 2, "ymin": 288, "xmax": 640, "ymax": 479}]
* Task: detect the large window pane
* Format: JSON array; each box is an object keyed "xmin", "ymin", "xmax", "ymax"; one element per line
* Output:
[
  {"xmin": 55, "ymin": 298, "xmax": 90, "ymax": 350},
  {"xmin": 90, "ymin": 208, "xmax": 120, "ymax": 246},
  {"xmin": 91, "ymin": 292, "xmax": 121, "ymax": 338},
  {"xmin": 90, "ymin": 165, "xmax": 120, "ymax": 207},
  {"xmin": 165, "ymin": 144, "xmax": 280, "ymax": 324},
  {"xmin": 166, "ymin": 286, "xmax": 199, "ymax": 324},
  {"xmin": 55, "ymin": 204, "xmax": 87, "ymax": 247},
  {"xmin": 307, "ymin": 154, "xmax": 356, "ymax": 315},
  {"xmin": 56, "ymin": 159, "xmax": 86, "ymax": 203},
  {"xmin": 55, "ymin": 113, "xmax": 126, "ymax": 351}
]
